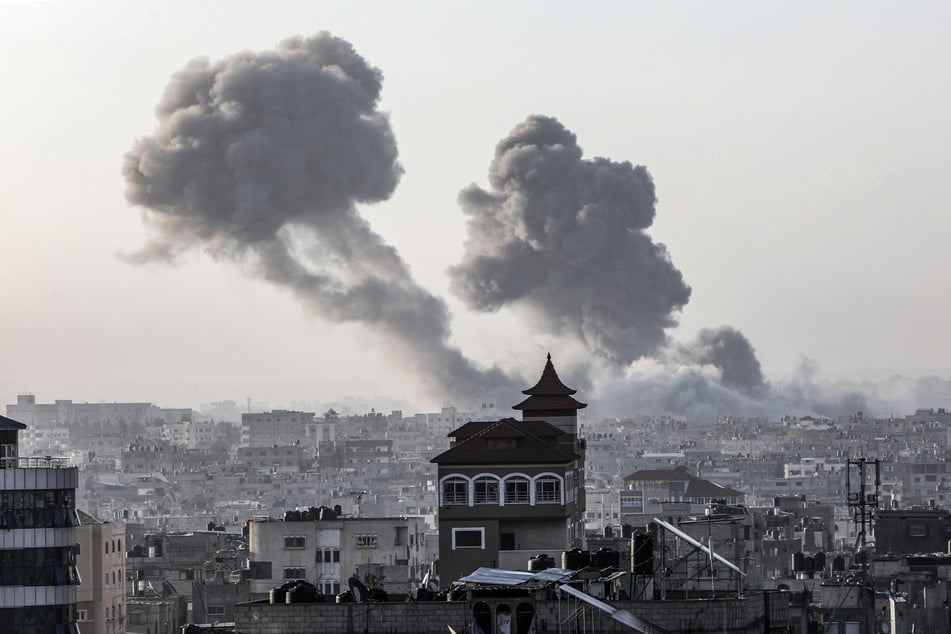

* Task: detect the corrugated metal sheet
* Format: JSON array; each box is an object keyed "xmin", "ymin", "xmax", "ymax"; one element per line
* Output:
[{"xmin": 457, "ymin": 567, "xmax": 576, "ymax": 586}]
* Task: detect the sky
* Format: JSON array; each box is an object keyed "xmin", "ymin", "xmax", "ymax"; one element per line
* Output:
[{"xmin": 1, "ymin": 1, "xmax": 949, "ymax": 416}]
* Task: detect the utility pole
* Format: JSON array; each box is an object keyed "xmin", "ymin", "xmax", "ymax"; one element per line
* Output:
[{"xmin": 846, "ymin": 456, "xmax": 880, "ymax": 633}]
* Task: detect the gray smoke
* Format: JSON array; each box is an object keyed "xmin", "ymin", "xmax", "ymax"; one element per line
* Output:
[
  {"xmin": 674, "ymin": 326, "xmax": 766, "ymax": 395},
  {"xmin": 449, "ymin": 115, "xmax": 692, "ymax": 365},
  {"xmin": 123, "ymin": 32, "xmax": 517, "ymax": 405}
]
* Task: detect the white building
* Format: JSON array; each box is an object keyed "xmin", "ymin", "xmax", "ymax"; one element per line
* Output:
[{"xmin": 247, "ymin": 515, "xmax": 429, "ymax": 598}]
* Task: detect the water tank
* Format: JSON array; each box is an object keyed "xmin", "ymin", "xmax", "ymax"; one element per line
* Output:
[
  {"xmin": 791, "ymin": 551, "xmax": 805, "ymax": 572},
  {"xmin": 814, "ymin": 551, "xmax": 826, "ymax": 572},
  {"xmin": 832, "ymin": 555, "xmax": 845, "ymax": 572},
  {"xmin": 633, "ymin": 533, "xmax": 654, "ymax": 575},
  {"xmin": 604, "ymin": 525, "xmax": 614, "ymax": 539},
  {"xmin": 335, "ymin": 590, "xmax": 354, "ymax": 604},
  {"xmin": 319, "ymin": 506, "xmax": 337, "ymax": 521},
  {"xmin": 803, "ymin": 556, "xmax": 814, "ymax": 574},
  {"xmin": 270, "ymin": 585, "xmax": 288, "ymax": 604},
  {"xmin": 528, "ymin": 554, "xmax": 553, "ymax": 572},
  {"xmin": 287, "ymin": 582, "xmax": 318, "ymax": 604},
  {"xmin": 591, "ymin": 548, "xmax": 620, "ymax": 569},
  {"xmin": 561, "ymin": 548, "xmax": 590, "ymax": 571},
  {"xmin": 333, "ymin": 504, "xmax": 342, "ymax": 516}
]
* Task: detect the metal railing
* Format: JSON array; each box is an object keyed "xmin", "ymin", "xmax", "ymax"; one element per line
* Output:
[{"xmin": 0, "ymin": 456, "xmax": 72, "ymax": 469}]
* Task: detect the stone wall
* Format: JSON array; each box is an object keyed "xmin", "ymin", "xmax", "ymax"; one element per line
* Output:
[{"xmin": 234, "ymin": 593, "xmax": 788, "ymax": 633}]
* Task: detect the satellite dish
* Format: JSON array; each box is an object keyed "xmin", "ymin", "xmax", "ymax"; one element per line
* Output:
[{"xmin": 348, "ymin": 577, "xmax": 368, "ymax": 603}]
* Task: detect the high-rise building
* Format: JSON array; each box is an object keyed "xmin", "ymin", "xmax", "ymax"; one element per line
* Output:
[{"xmin": 1, "ymin": 414, "xmax": 81, "ymax": 633}]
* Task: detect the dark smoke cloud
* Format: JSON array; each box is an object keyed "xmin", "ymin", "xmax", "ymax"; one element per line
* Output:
[
  {"xmin": 449, "ymin": 115, "xmax": 691, "ymax": 365},
  {"xmin": 123, "ymin": 32, "xmax": 517, "ymax": 405},
  {"xmin": 674, "ymin": 326, "xmax": 766, "ymax": 395}
]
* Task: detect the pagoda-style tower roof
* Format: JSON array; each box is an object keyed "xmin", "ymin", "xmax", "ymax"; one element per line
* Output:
[{"xmin": 513, "ymin": 353, "xmax": 587, "ymax": 411}]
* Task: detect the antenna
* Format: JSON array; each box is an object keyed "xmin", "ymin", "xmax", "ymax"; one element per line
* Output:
[
  {"xmin": 246, "ymin": 397, "xmax": 251, "ymax": 413},
  {"xmin": 846, "ymin": 455, "xmax": 880, "ymax": 632}
]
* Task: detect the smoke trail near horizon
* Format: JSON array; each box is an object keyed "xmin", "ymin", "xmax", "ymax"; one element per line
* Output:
[
  {"xmin": 449, "ymin": 115, "xmax": 692, "ymax": 365},
  {"xmin": 123, "ymin": 32, "xmax": 518, "ymax": 405}
]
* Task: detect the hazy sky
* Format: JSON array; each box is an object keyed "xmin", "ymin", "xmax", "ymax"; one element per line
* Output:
[{"xmin": 2, "ymin": 1, "xmax": 949, "ymax": 412}]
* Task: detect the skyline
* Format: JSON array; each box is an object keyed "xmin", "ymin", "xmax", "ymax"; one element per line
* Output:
[{"xmin": 2, "ymin": 2, "xmax": 950, "ymax": 417}]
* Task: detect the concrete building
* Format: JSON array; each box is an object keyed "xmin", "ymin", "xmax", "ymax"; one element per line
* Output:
[
  {"xmin": 0, "ymin": 414, "xmax": 81, "ymax": 633},
  {"xmin": 247, "ymin": 514, "xmax": 428, "ymax": 599},
  {"xmin": 431, "ymin": 354, "xmax": 587, "ymax": 585},
  {"xmin": 75, "ymin": 511, "xmax": 126, "ymax": 634},
  {"xmin": 240, "ymin": 410, "xmax": 325, "ymax": 448}
]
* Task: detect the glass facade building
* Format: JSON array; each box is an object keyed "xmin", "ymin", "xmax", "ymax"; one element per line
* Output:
[{"xmin": 1, "ymin": 416, "xmax": 80, "ymax": 634}]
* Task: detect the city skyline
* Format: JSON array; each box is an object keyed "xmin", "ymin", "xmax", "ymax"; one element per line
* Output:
[{"xmin": 2, "ymin": 2, "xmax": 950, "ymax": 417}]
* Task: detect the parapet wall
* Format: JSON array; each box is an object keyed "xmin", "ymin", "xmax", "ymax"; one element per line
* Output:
[{"xmin": 234, "ymin": 594, "xmax": 786, "ymax": 633}]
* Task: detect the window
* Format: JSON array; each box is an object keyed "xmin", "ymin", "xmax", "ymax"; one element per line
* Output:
[
  {"xmin": 355, "ymin": 534, "xmax": 378, "ymax": 549},
  {"xmin": 452, "ymin": 527, "xmax": 485, "ymax": 549},
  {"xmin": 442, "ymin": 477, "xmax": 468, "ymax": 505},
  {"xmin": 316, "ymin": 548, "xmax": 340, "ymax": 563},
  {"xmin": 474, "ymin": 477, "xmax": 499, "ymax": 504},
  {"xmin": 207, "ymin": 606, "xmax": 226, "ymax": 616},
  {"xmin": 284, "ymin": 535, "xmax": 306, "ymax": 549},
  {"xmin": 535, "ymin": 477, "xmax": 562, "ymax": 504},
  {"xmin": 249, "ymin": 561, "xmax": 272, "ymax": 579},
  {"xmin": 77, "ymin": 610, "xmax": 88, "ymax": 622},
  {"xmin": 283, "ymin": 567, "xmax": 307, "ymax": 580},
  {"xmin": 505, "ymin": 478, "xmax": 530, "ymax": 504}
]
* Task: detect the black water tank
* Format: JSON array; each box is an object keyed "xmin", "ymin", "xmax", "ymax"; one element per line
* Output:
[
  {"xmin": 270, "ymin": 585, "xmax": 288, "ymax": 604},
  {"xmin": 528, "ymin": 554, "xmax": 553, "ymax": 571},
  {"xmin": 591, "ymin": 548, "xmax": 620, "ymax": 569},
  {"xmin": 319, "ymin": 506, "xmax": 337, "ymax": 521},
  {"xmin": 287, "ymin": 582, "xmax": 318, "ymax": 604},
  {"xmin": 832, "ymin": 555, "xmax": 845, "ymax": 572},
  {"xmin": 633, "ymin": 533, "xmax": 654, "ymax": 575},
  {"xmin": 814, "ymin": 551, "xmax": 826, "ymax": 572},
  {"xmin": 561, "ymin": 548, "xmax": 590, "ymax": 570},
  {"xmin": 604, "ymin": 525, "xmax": 614, "ymax": 539},
  {"xmin": 333, "ymin": 504, "xmax": 342, "ymax": 516},
  {"xmin": 792, "ymin": 551, "xmax": 805, "ymax": 572},
  {"xmin": 803, "ymin": 557, "xmax": 814, "ymax": 573}
]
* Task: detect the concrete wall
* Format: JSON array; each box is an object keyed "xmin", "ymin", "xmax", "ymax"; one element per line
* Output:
[{"xmin": 234, "ymin": 594, "xmax": 787, "ymax": 634}]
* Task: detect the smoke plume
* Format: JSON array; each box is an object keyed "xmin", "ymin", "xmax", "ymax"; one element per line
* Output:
[
  {"xmin": 674, "ymin": 326, "xmax": 766, "ymax": 395},
  {"xmin": 449, "ymin": 115, "xmax": 692, "ymax": 365},
  {"xmin": 123, "ymin": 32, "xmax": 517, "ymax": 404}
]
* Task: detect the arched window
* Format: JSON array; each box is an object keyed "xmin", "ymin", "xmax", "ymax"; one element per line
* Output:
[
  {"xmin": 442, "ymin": 476, "xmax": 469, "ymax": 506},
  {"xmin": 516, "ymin": 603, "xmax": 536, "ymax": 634},
  {"xmin": 505, "ymin": 476, "xmax": 530, "ymax": 505},
  {"xmin": 473, "ymin": 476, "xmax": 500, "ymax": 505},
  {"xmin": 535, "ymin": 476, "xmax": 562, "ymax": 504}
]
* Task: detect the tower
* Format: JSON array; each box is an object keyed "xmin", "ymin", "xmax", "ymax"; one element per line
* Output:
[
  {"xmin": 1, "ymin": 414, "xmax": 81, "ymax": 633},
  {"xmin": 513, "ymin": 353, "xmax": 587, "ymax": 451}
]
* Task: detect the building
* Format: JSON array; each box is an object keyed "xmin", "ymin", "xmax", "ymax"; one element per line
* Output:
[
  {"xmin": 246, "ymin": 514, "xmax": 429, "ymax": 598},
  {"xmin": 430, "ymin": 354, "xmax": 587, "ymax": 585},
  {"xmin": 75, "ymin": 511, "xmax": 126, "ymax": 634},
  {"xmin": 620, "ymin": 465, "xmax": 745, "ymax": 525},
  {"xmin": 240, "ymin": 410, "xmax": 324, "ymax": 448},
  {"xmin": 0, "ymin": 414, "xmax": 81, "ymax": 633}
]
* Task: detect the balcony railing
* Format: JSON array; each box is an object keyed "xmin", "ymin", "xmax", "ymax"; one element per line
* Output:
[{"xmin": 0, "ymin": 456, "xmax": 72, "ymax": 469}]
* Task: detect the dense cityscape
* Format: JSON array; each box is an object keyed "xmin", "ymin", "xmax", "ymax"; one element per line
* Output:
[{"xmin": 4, "ymin": 353, "xmax": 951, "ymax": 632}]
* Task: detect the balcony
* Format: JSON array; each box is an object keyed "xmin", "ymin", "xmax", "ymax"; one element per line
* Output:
[{"xmin": 0, "ymin": 456, "xmax": 72, "ymax": 469}]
